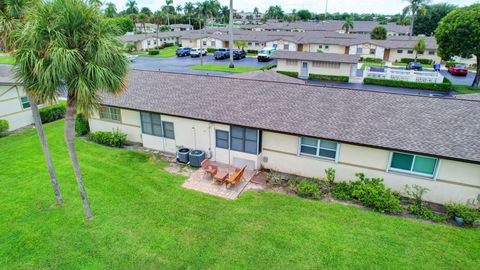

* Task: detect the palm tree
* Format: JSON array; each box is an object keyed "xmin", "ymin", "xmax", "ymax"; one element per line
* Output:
[
  {"xmin": 125, "ymin": 0, "xmax": 138, "ymax": 14},
  {"xmin": 164, "ymin": 0, "xmax": 173, "ymax": 25},
  {"xmin": 89, "ymin": 0, "xmax": 102, "ymax": 8},
  {"xmin": 184, "ymin": 1, "xmax": 194, "ymax": 26},
  {"xmin": 413, "ymin": 38, "xmax": 426, "ymax": 60},
  {"xmin": 138, "ymin": 13, "xmax": 149, "ymax": 34},
  {"xmin": 17, "ymin": 0, "xmax": 129, "ymax": 219},
  {"xmin": 253, "ymin": 7, "xmax": 259, "ymax": 18},
  {"xmin": 196, "ymin": 0, "xmax": 220, "ymax": 65},
  {"xmin": 403, "ymin": 0, "xmax": 431, "ymax": 39},
  {"xmin": 0, "ymin": 0, "xmax": 31, "ymax": 52},
  {"xmin": 10, "ymin": 0, "xmax": 64, "ymax": 205},
  {"xmin": 104, "ymin": 2, "xmax": 116, "ymax": 18},
  {"xmin": 342, "ymin": 17, "xmax": 354, "ymax": 34},
  {"xmin": 151, "ymin": 11, "xmax": 165, "ymax": 42}
]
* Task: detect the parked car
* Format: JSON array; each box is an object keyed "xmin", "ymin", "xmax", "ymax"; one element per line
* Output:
[
  {"xmin": 448, "ymin": 64, "xmax": 468, "ymax": 76},
  {"xmin": 233, "ymin": 49, "xmax": 246, "ymax": 60},
  {"xmin": 176, "ymin": 47, "xmax": 191, "ymax": 57},
  {"xmin": 190, "ymin": 48, "xmax": 207, "ymax": 57},
  {"xmin": 124, "ymin": 54, "xmax": 138, "ymax": 62},
  {"xmin": 257, "ymin": 47, "xmax": 276, "ymax": 62},
  {"xmin": 214, "ymin": 48, "xmax": 230, "ymax": 60},
  {"xmin": 406, "ymin": 62, "xmax": 423, "ymax": 71}
]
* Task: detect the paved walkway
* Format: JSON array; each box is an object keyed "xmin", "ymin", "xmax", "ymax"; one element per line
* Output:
[{"xmin": 182, "ymin": 162, "xmax": 256, "ymax": 200}]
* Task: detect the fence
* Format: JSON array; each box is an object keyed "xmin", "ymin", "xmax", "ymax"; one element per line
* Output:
[{"xmin": 363, "ymin": 67, "xmax": 444, "ymax": 83}]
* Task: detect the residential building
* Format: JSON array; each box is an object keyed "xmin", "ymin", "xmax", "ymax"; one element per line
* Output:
[
  {"xmin": 89, "ymin": 70, "xmax": 480, "ymax": 205},
  {"xmin": 121, "ymin": 32, "xmax": 181, "ymax": 51},
  {"xmin": 273, "ymin": 51, "xmax": 359, "ymax": 79}
]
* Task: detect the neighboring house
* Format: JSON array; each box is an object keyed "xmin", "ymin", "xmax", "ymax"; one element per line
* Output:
[
  {"xmin": 0, "ymin": 66, "xmax": 34, "ymax": 131},
  {"xmin": 169, "ymin": 24, "xmax": 194, "ymax": 31},
  {"xmin": 89, "ymin": 70, "xmax": 480, "ymax": 205},
  {"xmin": 273, "ymin": 51, "xmax": 359, "ymax": 79},
  {"xmin": 120, "ymin": 33, "xmax": 181, "ymax": 51}
]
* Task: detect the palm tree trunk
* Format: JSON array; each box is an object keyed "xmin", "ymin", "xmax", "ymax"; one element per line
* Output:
[
  {"xmin": 167, "ymin": 14, "xmax": 170, "ymax": 26},
  {"xmin": 189, "ymin": 16, "xmax": 191, "ymax": 26},
  {"xmin": 409, "ymin": 11, "xmax": 416, "ymax": 40},
  {"xmin": 65, "ymin": 94, "xmax": 92, "ymax": 219},
  {"xmin": 473, "ymin": 55, "xmax": 480, "ymax": 88},
  {"xmin": 28, "ymin": 93, "xmax": 63, "ymax": 205}
]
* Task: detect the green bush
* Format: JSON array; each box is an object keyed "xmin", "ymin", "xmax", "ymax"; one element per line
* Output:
[
  {"xmin": 276, "ymin": 70, "xmax": 299, "ymax": 78},
  {"xmin": 400, "ymin": 58, "xmax": 433, "ymax": 65},
  {"xmin": 360, "ymin": 57, "xmax": 383, "ymax": 63},
  {"xmin": 247, "ymin": 49, "xmax": 258, "ymax": 54},
  {"xmin": 309, "ymin": 73, "xmax": 349, "ymax": 82},
  {"xmin": 297, "ymin": 179, "xmax": 320, "ymax": 199},
  {"xmin": 75, "ymin": 113, "xmax": 90, "ymax": 136},
  {"xmin": 88, "ymin": 130, "xmax": 127, "ymax": 147},
  {"xmin": 445, "ymin": 61, "xmax": 465, "ymax": 68},
  {"xmin": 444, "ymin": 203, "xmax": 480, "ymax": 226},
  {"xmin": 332, "ymin": 173, "xmax": 401, "ymax": 213},
  {"xmin": 260, "ymin": 64, "xmax": 277, "ymax": 70},
  {"xmin": 39, "ymin": 102, "xmax": 66, "ymax": 123},
  {"xmin": 403, "ymin": 184, "xmax": 447, "ymax": 222},
  {"xmin": 0, "ymin": 119, "xmax": 9, "ymax": 136},
  {"xmin": 364, "ymin": 77, "xmax": 452, "ymax": 91},
  {"xmin": 206, "ymin": 48, "xmax": 217, "ymax": 53},
  {"xmin": 148, "ymin": 50, "xmax": 160, "ymax": 55}
]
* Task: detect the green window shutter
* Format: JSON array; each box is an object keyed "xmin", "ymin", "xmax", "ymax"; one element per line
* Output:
[
  {"xmin": 390, "ymin": 153, "xmax": 414, "ymax": 171},
  {"xmin": 413, "ymin": 156, "xmax": 437, "ymax": 175}
]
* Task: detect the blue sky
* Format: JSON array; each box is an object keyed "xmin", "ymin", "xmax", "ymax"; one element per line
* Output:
[{"xmin": 108, "ymin": 0, "xmax": 478, "ymax": 14}]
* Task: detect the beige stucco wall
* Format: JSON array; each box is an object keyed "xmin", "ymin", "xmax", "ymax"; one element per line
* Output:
[
  {"xmin": 277, "ymin": 59, "xmax": 354, "ymax": 77},
  {"xmin": 261, "ymin": 131, "xmax": 480, "ymax": 204},
  {"xmin": 0, "ymin": 85, "xmax": 34, "ymax": 131},
  {"xmin": 388, "ymin": 49, "xmax": 442, "ymax": 63},
  {"xmin": 89, "ymin": 108, "xmax": 142, "ymax": 142},
  {"xmin": 302, "ymin": 44, "xmax": 346, "ymax": 54},
  {"xmin": 266, "ymin": 40, "xmax": 297, "ymax": 51}
]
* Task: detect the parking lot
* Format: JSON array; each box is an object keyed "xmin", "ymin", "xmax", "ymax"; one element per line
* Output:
[{"xmin": 131, "ymin": 54, "xmax": 275, "ymax": 76}]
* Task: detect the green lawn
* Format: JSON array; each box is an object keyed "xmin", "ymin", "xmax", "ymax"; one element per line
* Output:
[
  {"xmin": 191, "ymin": 64, "xmax": 261, "ymax": 73},
  {"xmin": 131, "ymin": 46, "xmax": 179, "ymax": 58},
  {"xmin": 453, "ymin": 84, "xmax": 480, "ymax": 94},
  {"xmin": 0, "ymin": 121, "xmax": 479, "ymax": 269},
  {"xmin": 0, "ymin": 55, "xmax": 15, "ymax": 65},
  {"xmin": 392, "ymin": 62, "xmax": 408, "ymax": 67},
  {"xmin": 361, "ymin": 62, "xmax": 385, "ymax": 70}
]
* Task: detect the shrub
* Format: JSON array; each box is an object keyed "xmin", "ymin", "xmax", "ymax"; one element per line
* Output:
[
  {"xmin": 148, "ymin": 50, "xmax": 160, "ymax": 55},
  {"xmin": 403, "ymin": 184, "xmax": 446, "ymax": 222},
  {"xmin": 445, "ymin": 61, "xmax": 465, "ymax": 68},
  {"xmin": 206, "ymin": 48, "xmax": 217, "ymax": 53},
  {"xmin": 362, "ymin": 57, "xmax": 383, "ymax": 63},
  {"xmin": 39, "ymin": 102, "xmax": 66, "ymax": 123},
  {"xmin": 260, "ymin": 64, "xmax": 277, "ymax": 70},
  {"xmin": 364, "ymin": 77, "xmax": 452, "ymax": 91},
  {"xmin": 276, "ymin": 70, "xmax": 299, "ymax": 78},
  {"xmin": 0, "ymin": 119, "xmax": 9, "ymax": 136},
  {"xmin": 297, "ymin": 179, "xmax": 320, "ymax": 199},
  {"xmin": 444, "ymin": 203, "xmax": 480, "ymax": 226},
  {"xmin": 75, "ymin": 113, "xmax": 90, "ymax": 136},
  {"xmin": 247, "ymin": 49, "xmax": 258, "ymax": 54},
  {"xmin": 400, "ymin": 58, "xmax": 433, "ymax": 65},
  {"xmin": 266, "ymin": 171, "xmax": 287, "ymax": 186},
  {"xmin": 309, "ymin": 73, "xmax": 349, "ymax": 82},
  {"xmin": 88, "ymin": 130, "xmax": 127, "ymax": 147},
  {"xmin": 333, "ymin": 173, "xmax": 401, "ymax": 213}
]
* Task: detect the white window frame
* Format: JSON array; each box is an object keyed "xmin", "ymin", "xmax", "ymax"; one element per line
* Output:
[
  {"xmin": 386, "ymin": 151, "xmax": 440, "ymax": 179},
  {"xmin": 99, "ymin": 106, "xmax": 121, "ymax": 122},
  {"xmin": 297, "ymin": 137, "xmax": 339, "ymax": 162}
]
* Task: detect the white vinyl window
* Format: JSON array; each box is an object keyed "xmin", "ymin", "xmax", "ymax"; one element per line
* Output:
[
  {"xmin": 286, "ymin": 59, "xmax": 298, "ymax": 66},
  {"xmin": 299, "ymin": 137, "xmax": 338, "ymax": 161},
  {"xmin": 388, "ymin": 152, "xmax": 439, "ymax": 178},
  {"xmin": 99, "ymin": 106, "xmax": 121, "ymax": 121}
]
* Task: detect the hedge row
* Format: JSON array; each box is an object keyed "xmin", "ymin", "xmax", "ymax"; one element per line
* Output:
[
  {"xmin": 206, "ymin": 48, "xmax": 217, "ymax": 53},
  {"xmin": 276, "ymin": 70, "xmax": 299, "ymax": 78},
  {"xmin": 148, "ymin": 50, "xmax": 160, "ymax": 55},
  {"xmin": 360, "ymin": 57, "xmax": 383, "ymax": 63},
  {"xmin": 260, "ymin": 64, "xmax": 277, "ymax": 70},
  {"xmin": 39, "ymin": 102, "xmax": 66, "ymax": 124},
  {"xmin": 247, "ymin": 49, "xmax": 258, "ymax": 54},
  {"xmin": 88, "ymin": 130, "xmax": 127, "ymax": 147},
  {"xmin": 309, "ymin": 73, "xmax": 349, "ymax": 82},
  {"xmin": 364, "ymin": 77, "xmax": 452, "ymax": 91},
  {"xmin": 399, "ymin": 58, "xmax": 433, "ymax": 65}
]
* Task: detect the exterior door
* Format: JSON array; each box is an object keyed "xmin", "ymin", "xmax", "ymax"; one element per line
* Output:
[
  {"xmin": 384, "ymin": 49, "xmax": 391, "ymax": 61},
  {"xmin": 300, "ymin": 62, "xmax": 309, "ymax": 78}
]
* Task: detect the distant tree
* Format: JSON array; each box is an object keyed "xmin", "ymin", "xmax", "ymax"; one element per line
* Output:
[
  {"xmin": 265, "ymin": 5, "xmax": 284, "ymax": 20},
  {"xmin": 137, "ymin": 13, "xmax": 150, "ymax": 32},
  {"xmin": 342, "ymin": 17, "xmax": 354, "ymax": 33},
  {"xmin": 403, "ymin": 0, "xmax": 431, "ymax": 38},
  {"xmin": 176, "ymin": 5, "xmax": 182, "ymax": 14},
  {"xmin": 151, "ymin": 11, "xmax": 165, "ymax": 40},
  {"xmin": 104, "ymin": 2, "xmax": 117, "ymax": 18},
  {"xmin": 413, "ymin": 38, "xmax": 426, "ymax": 60},
  {"xmin": 164, "ymin": 0, "xmax": 173, "ymax": 25},
  {"xmin": 297, "ymin": 9, "xmax": 312, "ymax": 21},
  {"xmin": 140, "ymin": 7, "xmax": 152, "ymax": 16},
  {"xmin": 234, "ymin": 40, "xmax": 247, "ymax": 49},
  {"xmin": 184, "ymin": 1, "xmax": 195, "ymax": 25},
  {"xmin": 125, "ymin": 0, "xmax": 138, "ymax": 14},
  {"xmin": 436, "ymin": 4, "xmax": 480, "ymax": 87},
  {"xmin": 253, "ymin": 7, "xmax": 259, "ymax": 18},
  {"xmin": 413, "ymin": 3, "xmax": 456, "ymax": 36},
  {"xmin": 220, "ymin": 5, "xmax": 229, "ymax": 24},
  {"xmin": 371, "ymin": 26, "xmax": 387, "ymax": 40},
  {"xmin": 103, "ymin": 17, "xmax": 134, "ymax": 35}
]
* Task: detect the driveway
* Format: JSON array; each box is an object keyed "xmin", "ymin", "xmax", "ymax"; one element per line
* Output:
[
  {"xmin": 131, "ymin": 55, "xmax": 275, "ymax": 76},
  {"xmin": 440, "ymin": 70, "xmax": 476, "ymax": 86}
]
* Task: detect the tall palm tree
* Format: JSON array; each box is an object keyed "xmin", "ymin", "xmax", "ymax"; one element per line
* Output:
[
  {"xmin": 342, "ymin": 17, "xmax": 354, "ymax": 34},
  {"xmin": 164, "ymin": 0, "xmax": 173, "ymax": 25},
  {"xmin": 0, "ymin": 0, "xmax": 32, "ymax": 52},
  {"xmin": 403, "ymin": 0, "xmax": 431, "ymax": 39},
  {"xmin": 10, "ymin": 0, "xmax": 64, "ymax": 205},
  {"xmin": 151, "ymin": 11, "xmax": 165, "ymax": 42},
  {"xmin": 104, "ymin": 2, "xmax": 116, "ymax": 17},
  {"xmin": 125, "ymin": 0, "xmax": 138, "ymax": 14},
  {"xmin": 196, "ymin": 0, "xmax": 220, "ymax": 65},
  {"xmin": 138, "ymin": 13, "xmax": 149, "ymax": 34},
  {"xmin": 17, "ymin": 0, "xmax": 129, "ymax": 219},
  {"xmin": 253, "ymin": 7, "xmax": 259, "ymax": 18},
  {"xmin": 184, "ymin": 1, "xmax": 194, "ymax": 26},
  {"xmin": 413, "ymin": 38, "xmax": 426, "ymax": 60}
]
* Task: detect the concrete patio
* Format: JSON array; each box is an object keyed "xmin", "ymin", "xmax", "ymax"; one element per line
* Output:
[{"xmin": 182, "ymin": 161, "xmax": 256, "ymax": 200}]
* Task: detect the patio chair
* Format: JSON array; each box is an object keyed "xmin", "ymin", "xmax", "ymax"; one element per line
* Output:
[
  {"xmin": 225, "ymin": 165, "xmax": 247, "ymax": 188},
  {"xmin": 201, "ymin": 159, "xmax": 217, "ymax": 179}
]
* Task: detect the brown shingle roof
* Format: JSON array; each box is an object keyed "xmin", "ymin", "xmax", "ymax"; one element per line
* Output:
[
  {"xmin": 273, "ymin": 51, "xmax": 360, "ymax": 64},
  {"xmin": 100, "ymin": 70, "xmax": 480, "ymax": 163}
]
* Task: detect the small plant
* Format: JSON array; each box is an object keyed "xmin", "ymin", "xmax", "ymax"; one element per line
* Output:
[
  {"xmin": 444, "ymin": 202, "xmax": 480, "ymax": 226},
  {"xmin": 88, "ymin": 130, "xmax": 127, "ymax": 147},
  {"xmin": 75, "ymin": 113, "xmax": 90, "ymax": 136},
  {"xmin": 296, "ymin": 179, "xmax": 320, "ymax": 199},
  {"xmin": 148, "ymin": 50, "xmax": 160, "ymax": 55},
  {"xmin": 0, "ymin": 119, "xmax": 9, "ymax": 137},
  {"xmin": 266, "ymin": 171, "xmax": 285, "ymax": 187},
  {"xmin": 404, "ymin": 184, "xmax": 429, "ymax": 214}
]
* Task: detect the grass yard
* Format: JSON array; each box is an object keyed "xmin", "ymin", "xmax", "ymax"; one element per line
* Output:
[
  {"xmin": 0, "ymin": 55, "xmax": 15, "ymax": 65},
  {"xmin": 452, "ymin": 84, "xmax": 480, "ymax": 94},
  {"xmin": 0, "ymin": 121, "xmax": 479, "ymax": 269},
  {"xmin": 131, "ymin": 46, "xmax": 178, "ymax": 58},
  {"xmin": 191, "ymin": 64, "xmax": 261, "ymax": 73},
  {"xmin": 361, "ymin": 62, "xmax": 385, "ymax": 70},
  {"xmin": 392, "ymin": 62, "xmax": 408, "ymax": 67}
]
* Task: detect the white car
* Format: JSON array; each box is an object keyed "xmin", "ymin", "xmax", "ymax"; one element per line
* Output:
[{"xmin": 190, "ymin": 48, "xmax": 207, "ymax": 57}]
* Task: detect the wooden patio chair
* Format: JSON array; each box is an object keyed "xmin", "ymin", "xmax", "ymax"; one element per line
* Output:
[
  {"xmin": 201, "ymin": 159, "xmax": 217, "ymax": 179},
  {"xmin": 225, "ymin": 165, "xmax": 247, "ymax": 188}
]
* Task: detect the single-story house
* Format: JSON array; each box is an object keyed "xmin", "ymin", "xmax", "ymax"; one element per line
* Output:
[
  {"xmin": 169, "ymin": 24, "xmax": 194, "ymax": 32},
  {"xmin": 121, "ymin": 33, "xmax": 181, "ymax": 51},
  {"xmin": 273, "ymin": 51, "xmax": 360, "ymax": 79},
  {"xmin": 0, "ymin": 66, "xmax": 34, "ymax": 131},
  {"xmin": 89, "ymin": 70, "xmax": 480, "ymax": 204}
]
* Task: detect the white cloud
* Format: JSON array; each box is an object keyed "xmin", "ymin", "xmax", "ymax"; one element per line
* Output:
[{"xmin": 107, "ymin": 0, "xmax": 478, "ymax": 14}]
